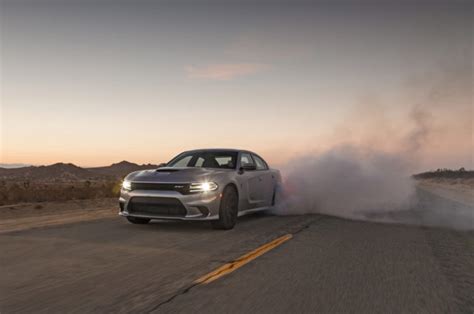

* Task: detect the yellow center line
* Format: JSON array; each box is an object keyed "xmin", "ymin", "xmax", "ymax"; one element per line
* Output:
[{"xmin": 194, "ymin": 234, "xmax": 293, "ymax": 284}]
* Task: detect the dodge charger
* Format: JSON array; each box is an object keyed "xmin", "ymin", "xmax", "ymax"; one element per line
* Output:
[{"xmin": 119, "ymin": 149, "xmax": 281, "ymax": 229}]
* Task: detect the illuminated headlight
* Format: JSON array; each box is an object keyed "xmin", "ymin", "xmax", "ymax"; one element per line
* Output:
[
  {"xmin": 122, "ymin": 180, "xmax": 132, "ymax": 191},
  {"xmin": 189, "ymin": 182, "xmax": 218, "ymax": 193}
]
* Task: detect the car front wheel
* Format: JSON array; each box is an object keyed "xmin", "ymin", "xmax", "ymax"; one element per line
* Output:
[{"xmin": 212, "ymin": 186, "xmax": 238, "ymax": 230}]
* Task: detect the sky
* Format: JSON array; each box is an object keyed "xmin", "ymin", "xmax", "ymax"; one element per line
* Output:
[{"xmin": 0, "ymin": 0, "xmax": 472, "ymax": 170}]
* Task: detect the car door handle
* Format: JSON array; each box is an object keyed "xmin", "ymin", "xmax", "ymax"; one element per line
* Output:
[{"xmin": 258, "ymin": 176, "xmax": 263, "ymax": 181}]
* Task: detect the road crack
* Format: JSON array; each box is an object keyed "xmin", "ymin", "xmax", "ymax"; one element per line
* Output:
[{"xmin": 147, "ymin": 217, "xmax": 321, "ymax": 313}]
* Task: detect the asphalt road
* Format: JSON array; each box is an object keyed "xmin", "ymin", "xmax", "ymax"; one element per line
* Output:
[{"xmin": 1, "ymin": 199, "xmax": 473, "ymax": 313}]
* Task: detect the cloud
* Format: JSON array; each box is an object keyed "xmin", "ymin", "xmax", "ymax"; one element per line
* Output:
[{"xmin": 186, "ymin": 63, "xmax": 268, "ymax": 81}]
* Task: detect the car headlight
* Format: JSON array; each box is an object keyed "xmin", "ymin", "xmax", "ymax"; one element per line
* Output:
[
  {"xmin": 122, "ymin": 180, "xmax": 132, "ymax": 191},
  {"xmin": 189, "ymin": 181, "xmax": 218, "ymax": 193}
]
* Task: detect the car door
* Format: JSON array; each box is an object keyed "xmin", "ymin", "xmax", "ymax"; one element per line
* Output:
[
  {"xmin": 252, "ymin": 153, "xmax": 274, "ymax": 207},
  {"xmin": 238, "ymin": 152, "xmax": 265, "ymax": 209}
]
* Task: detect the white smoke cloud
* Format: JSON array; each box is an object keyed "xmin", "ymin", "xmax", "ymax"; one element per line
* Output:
[
  {"xmin": 272, "ymin": 62, "xmax": 473, "ymax": 230},
  {"xmin": 274, "ymin": 145, "xmax": 416, "ymax": 219},
  {"xmin": 273, "ymin": 145, "xmax": 473, "ymax": 230}
]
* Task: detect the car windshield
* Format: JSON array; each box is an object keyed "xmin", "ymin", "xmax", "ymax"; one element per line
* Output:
[{"xmin": 167, "ymin": 151, "xmax": 238, "ymax": 169}]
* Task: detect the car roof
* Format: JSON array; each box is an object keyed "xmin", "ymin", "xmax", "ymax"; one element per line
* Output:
[
  {"xmin": 175, "ymin": 149, "xmax": 269, "ymax": 165},
  {"xmin": 183, "ymin": 148, "xmax": 255, "ymax": 154}
]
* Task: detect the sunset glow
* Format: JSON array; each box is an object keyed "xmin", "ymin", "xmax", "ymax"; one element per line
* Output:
[{"xmin": 0, "ymin": 2, "xmax": 471, "ymax": 170}]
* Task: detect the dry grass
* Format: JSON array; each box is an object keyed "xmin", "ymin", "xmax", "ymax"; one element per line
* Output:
[{"xmin": 0, "ymin": 180, "xmax": 122, "ymax": 206}]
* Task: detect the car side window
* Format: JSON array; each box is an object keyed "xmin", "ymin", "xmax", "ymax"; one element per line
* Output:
[
  {"xmin": 252, "ymin": 154, "xmax": 268, "ymax": 170},
  {"xmin": 240, "ymin": 153, "xmax": 255, "ymax": 168},
  {"xmin": 195, "ymin": 157, "xmax": 205, "ymax": 167},
  {"xmin": 216, "ymin": 156, "xmax": 235, "ymax": 168}
]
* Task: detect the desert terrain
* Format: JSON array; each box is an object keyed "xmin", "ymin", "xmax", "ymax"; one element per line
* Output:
[
  {"xmin": 0, "ymin": 161, "xmax": 157, "ymax": 206},
  {"xmin": 0, "ymin": 166, "xmax": 471, "ymax": 234},
  {"xmin": 0, "ymin": 166, "xmax": 472, "ymax": 313},
  {"xmin": 0, "ymin": 161, "xmax": 160, "ymax": 233}
]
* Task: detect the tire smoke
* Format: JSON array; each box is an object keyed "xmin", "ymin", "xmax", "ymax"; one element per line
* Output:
[
  {"xmin": 274, "ymin": 145, "xmax": 416, "ymax": 220},
  {"xmin": 272, "ymin": 63, "xmax": 472, "ymax": 230},
  {"xmin": 273, "ymin": 147, "xmax": 473, "ymax": 230}
]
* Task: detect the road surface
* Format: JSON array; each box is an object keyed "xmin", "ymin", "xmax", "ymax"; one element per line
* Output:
[{"xmin": 0, "ymin": 193, "xmax": 473, "ymax": 313}]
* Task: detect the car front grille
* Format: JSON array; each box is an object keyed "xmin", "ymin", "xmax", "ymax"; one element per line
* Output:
[
  {"xmin": 128, "ymin": 197, "xmax": 187, "ymax": 217},
  {"xmin": 130, "ymin": 182, "xmax": 191, "ymax": 194}
]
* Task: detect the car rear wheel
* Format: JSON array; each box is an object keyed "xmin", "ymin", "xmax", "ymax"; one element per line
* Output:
[
  {"xmin": 126, "ymin": 216, "xmax": 151, "ymax": 224},
  {"xmin": 212, "ymin": 186, "xmax": 238, "ymax": 230}
]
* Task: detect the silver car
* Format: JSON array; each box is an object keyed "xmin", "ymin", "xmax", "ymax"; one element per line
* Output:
[{"xmin": 119, "ymin": 149, "xmax": 281, "ymax": 229}]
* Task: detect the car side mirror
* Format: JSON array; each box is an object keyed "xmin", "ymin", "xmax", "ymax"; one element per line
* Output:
[
  {"xmin": 239, "ymin": 164, "xmax": 257, "ymax": 173},
  {"xmin": 157, "ymin": 163, "xmax": 167, "ymax": 168}
]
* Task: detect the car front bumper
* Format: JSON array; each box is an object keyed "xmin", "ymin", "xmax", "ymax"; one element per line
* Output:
[{"xmin": 118, "ymin": 188, "xmax": 221, "ymax": 220}]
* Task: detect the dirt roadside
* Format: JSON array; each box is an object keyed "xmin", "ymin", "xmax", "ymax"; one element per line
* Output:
[
  {"xmin": 417, "ymin": 179, "xmax": 474, "ymax": 207},
  {"xmin": 0, "ymin": 198, "xmax": 118, "ymax": 234}
]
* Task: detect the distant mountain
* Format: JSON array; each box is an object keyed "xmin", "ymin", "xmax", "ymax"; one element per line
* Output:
[
  {"xmin": 0, "ymin": 163, "xmax": 101, "ymax": 181},
  {"xmin": 87, "ymin": 161, "xmax": 159, "ymax": 178},
  {"xmin": 0, "ymin": 163, "xmax": 32, "ymax": 169},
  {"xmin": 0, "ymin": 161, "xmax": 159, "ymax": 182}
]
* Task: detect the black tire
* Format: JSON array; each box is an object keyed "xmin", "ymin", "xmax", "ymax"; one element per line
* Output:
[
  {"xmin": 211, "ymin": 186, "xmax": 238, "ymax": 230},
  {"xmin": 271, "ymin": 187, "xmax": 277, "ymax": 206},
  {"xmin": 126, "ymin": 216, "xmax": 151, "ymax": 224}
]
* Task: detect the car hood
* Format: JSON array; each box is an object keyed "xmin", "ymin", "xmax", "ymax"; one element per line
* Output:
[{"xmin": 125, "ymin": 167, "xmax": 229, "ymax": 183}]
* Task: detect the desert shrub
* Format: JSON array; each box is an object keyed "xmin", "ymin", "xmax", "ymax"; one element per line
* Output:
[
  {"xmin": 1, "ymin": 179, "xmax": 123, "ymax": 205},
  {"xmin": 7, "ymin": 183, "xmax": 24, "ymax": 203},
  {"xmin": 413, "ymin": 169, "xmax": 474, "ymax": 179}
]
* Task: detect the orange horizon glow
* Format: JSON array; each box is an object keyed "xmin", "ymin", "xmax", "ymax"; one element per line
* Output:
[{"xmin": 1, "ymin": 3, "xmax": 471, "ymax": 171}]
